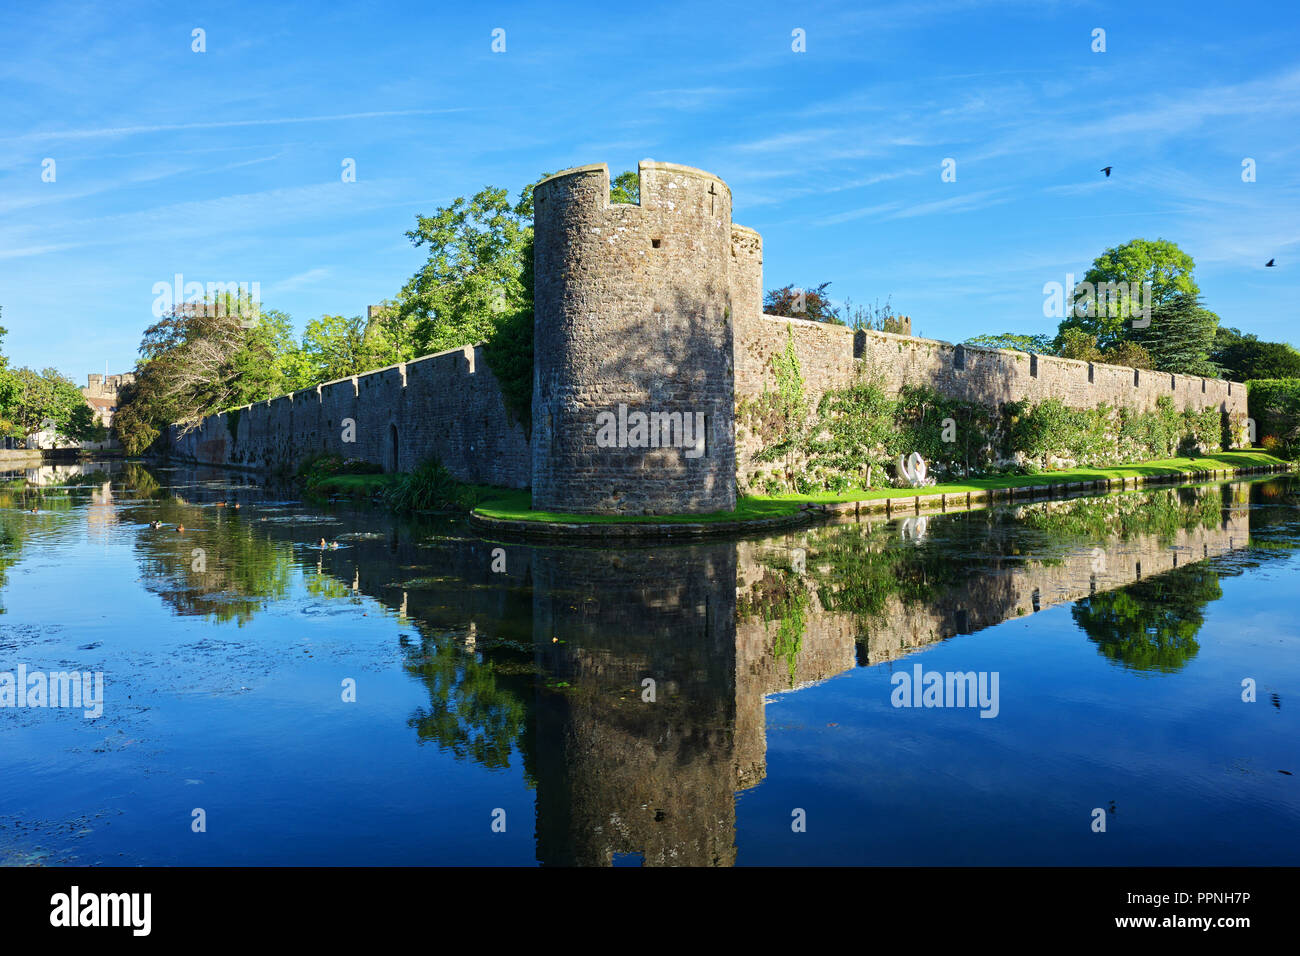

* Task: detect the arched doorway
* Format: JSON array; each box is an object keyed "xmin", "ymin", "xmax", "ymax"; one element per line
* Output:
[{"xmin": 386, "ymin": 424, "xmax": 399, "ymax": 473}]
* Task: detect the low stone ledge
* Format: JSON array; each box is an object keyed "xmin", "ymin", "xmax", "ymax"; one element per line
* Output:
[
  {"xmin": 466, "ymin": 507, "xmax": 815, "ymax": 540},
  {"xmin": 796, "ymin": 462, "xmax": 1294, "ymax": 526},
  {"xmin": 0, "ymin": 450, "xmax": 45, "ymax": 466}
]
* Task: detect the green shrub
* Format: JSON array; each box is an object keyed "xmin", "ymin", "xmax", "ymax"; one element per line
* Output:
[
  {"xmin": 1009, "ymin": 398, "xmax": 1112, "ymax": 468},
  {"xmin": 1248, "ymin": 378, "xmax": 1300, "ymax": 458},
  {"xmin": 750, "ymin": 381, "xmax": 1235, "ymax": 494},
  {"xmin": 383, "ymin": 457, "xmax": 484, "ymax": 512}
]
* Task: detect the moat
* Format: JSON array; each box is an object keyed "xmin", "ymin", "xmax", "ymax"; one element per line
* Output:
[{"xmin": 1, "ymin": 460, "xmax": 1297, "ymax": 866}]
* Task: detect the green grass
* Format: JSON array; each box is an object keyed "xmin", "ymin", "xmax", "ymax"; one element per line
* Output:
[
  {"xmin": 753, "ymin": 450, "xmax": 1291, "ymax": 504},
  {"xmin": 317, "ymin": 450, "xmax": 1291, "ymax": 516},
  {"xmin": 474, "ymin": 490, "xmax": 805, "ymax": 524}
]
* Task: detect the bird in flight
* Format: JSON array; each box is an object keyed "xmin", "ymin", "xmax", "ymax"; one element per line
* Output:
[
  {"xmin": 1101, "ymin": 166, "xmax": 1112, "ymax": 177},
  {"xmin": 1265, "ymin": 258, "xmax": 1276, "ymax": 267}
]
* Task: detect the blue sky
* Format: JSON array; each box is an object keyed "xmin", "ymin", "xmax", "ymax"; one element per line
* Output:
[{"xmin": 1, "ymin": 0, "xmax": 1297, "ymax": 379}]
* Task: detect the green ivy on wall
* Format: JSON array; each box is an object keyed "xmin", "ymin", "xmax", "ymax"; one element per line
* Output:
[
  {"xmin": 743, "ymin": 357, "xmax": 1231, "ymax": 495},
  {"xmin": 740, "ymin": 325, "xmax": 811, "ymax": 488}
]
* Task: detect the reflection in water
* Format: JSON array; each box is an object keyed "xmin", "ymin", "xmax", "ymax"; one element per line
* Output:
[
  {"xmin": 1072, "ymin": 564, "xmax": 1218, "ymax": 672},
  {"xmin": 532, "ymin": 543, "xmax": 740, "ymax": 866},
  {"xmin": 1, "ymin": 462, "xmax": 1297, "ymax": 865}
]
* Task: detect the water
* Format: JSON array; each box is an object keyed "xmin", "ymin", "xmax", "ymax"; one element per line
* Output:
[{"xmin": 1, "ymin": 461, "xmax": 1297, "ymax": 866}]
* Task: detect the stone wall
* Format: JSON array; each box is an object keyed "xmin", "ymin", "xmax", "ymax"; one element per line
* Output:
[
  {"xmin": 736, "ymin": 312, "xmax": 1246, "ymax": 419},
  {"xmin": 167, "ymin": 158, "xmax": 1252, "ymax": 510},
  {"xmin": 531, "ymin": 161, "xmax": 740, "ymax": 515},
  {"xmin": 168, "ymin": 343, "xmax": 530, "ymax": 487},
  {"xmin": 734, "ymin": 311, "xmax": 1249, "ymax": 490},
  {"xmin": 0, "ymin": 449, "xmax": 44, "ymax": 468}
]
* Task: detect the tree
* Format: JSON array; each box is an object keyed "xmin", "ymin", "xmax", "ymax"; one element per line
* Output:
[
  {"xmin": 1055, "ymin": 328, "xmax": 1104, "ymax": 363},
  {"xmin": 359, "ymin": 299, "xmax": 417, "ymax": 369},
  {"xmin": 112, "ymin": 378, "xmax": 161, "ymax": 456},
  {"xmin": 2, "ymin": 367, "xmax": 104, "ymax": 443},
  {"xmin": 137, "ymin": 304, "xmax": 295, "ymax": 417},
  {"xmin": 610, "ymin": 170, "xmax": 640, "ymax": 204},
  {"xmin": 0, "ymin": 316, "xmax": 22, "ymax": 434},
  {"xmin": 839, "ymin": 296, "xmax": 909, "ymax": 334},
  {"xmin": 298, "ymin": 314, "xmax": 371, "ymax": 384},
  {"xmin": 62, "ymin": 402, "xmax": 106, "ymax": 444},
  {"xmin": 1211, "ymin": 327, "xmax": 1300, "ymax": 381},
  {"xmin": 964, "ymin": 332, "xmax": 1054, "ymax": 354},
  {"xmin": 1102, "ymin": 340, "xmax": 1154, "ymax": 370},
  {"xmin": 397, "ymin": 182, "xmax": 538, "ymax": 356},
  {"xmin": 115, "ymin": 297, "xmax": 299, "ymax": 453},
  {"xmin": 1058, "ymin": 238, "xmax": 1199, "ymax": 349},
  {"xmin": 764, "ymin": 282, "xmax": 842, "ymax": 324},
  {"xmin": 1130, "ymin": 292, "xmax": 1220, "ymax": 377}
]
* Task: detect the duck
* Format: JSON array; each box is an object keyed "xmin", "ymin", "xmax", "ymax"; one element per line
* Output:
[
  {"xmin": 214, "ymin": 501, "xmax": 227, "ymax": 508},
  {"xmin": 328, "ymin": 541, "xmax": 339, "ymax": 550},
  {"xmin": 149, "ymin": 520, "xmax": 161, "ymax": 529},
  {"xmin": 231, "ymin": 502, "xmax": 240, "ymax": 510},
  {"xmin": 176, "ymin": 525, "xmax": 185, "ymax": 533},
  {"xmin": 319, "ymin": 537, "xmax": 327, "ymax": 549}
]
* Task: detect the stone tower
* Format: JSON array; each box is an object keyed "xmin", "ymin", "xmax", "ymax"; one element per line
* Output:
[{"xmin": 532, "ymin": 160, "xmax": 745, "ymax": 514}]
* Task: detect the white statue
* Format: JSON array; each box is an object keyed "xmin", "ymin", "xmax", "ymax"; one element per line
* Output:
[
  {"xmin": 900, "ymin": 516, "xmax": 929, "ymax": 541},
  {"xmin": 897, "ymin": 451, "xmax": 929, "ymax": 487}
]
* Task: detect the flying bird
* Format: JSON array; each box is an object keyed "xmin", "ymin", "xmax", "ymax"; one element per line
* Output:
[
  {"xmin": 1101, "ymin": 166, "xmax": 1112, "ymax": 177},
  {"xmin": 1265, "ymin": 258, "xmax": 1276, "ymax": 267}
]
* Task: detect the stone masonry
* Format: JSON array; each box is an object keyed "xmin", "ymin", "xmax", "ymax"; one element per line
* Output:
[
  {"xmin": 170, "ymin": 344, "xmax": 531, "ymax": 487},
  {"xmin": 170, "ymin": 159, "xmax": 1248, "ymax": 513},
  {"xmin": 531, "ymin": 161, "xmax": 740, "ymax": 514}
]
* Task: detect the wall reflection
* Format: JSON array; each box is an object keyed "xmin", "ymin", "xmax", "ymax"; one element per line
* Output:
[{"xmin": 13, "ymin": 461, "xmax": 1289, "ymax": 865}]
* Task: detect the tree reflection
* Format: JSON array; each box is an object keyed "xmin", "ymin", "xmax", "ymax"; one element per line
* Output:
[
  {"xmin": 402, "ymin": 629, "xmax": 533, "ymax": 773},
  {"xmin": 134, "ymin": 509, "xmax": 293, "ymax": 625},
  {"xmin": 1070, "ymin": 563, "xmax": 1220, "ymax": 672}
]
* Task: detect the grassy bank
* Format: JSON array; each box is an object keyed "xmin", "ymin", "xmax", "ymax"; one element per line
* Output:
[
  {"xmin": 302, "ymin": 456, "xmax": 499, "ymax": 511},
  {"xmin": 473, "ymin": 491, "xmax": 805, "ymax": 524},
  {"xmin": 312, "ymin": 449, "xmax": 1290, "ymax": 520},
  {"xmin": 752, "ymin": 450, "xmax": 1291, "ymax": 504}
]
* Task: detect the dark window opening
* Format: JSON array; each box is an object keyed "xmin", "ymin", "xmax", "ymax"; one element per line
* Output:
[{"xmin": 651, "ymin": 238, "xmax": 662, "ymax": 249}]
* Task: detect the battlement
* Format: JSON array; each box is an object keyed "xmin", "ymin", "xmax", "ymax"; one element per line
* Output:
[
  {"xmin": 532, "ymin": 159, "xmax": 738, "ymax": 515},
  {"xmin": 83, "ymin": 371, "xmax": 135, "ymax": 400},
  {"xmin": 536, "ymin": 160, "xmax": 731, "ymax": 213}
]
